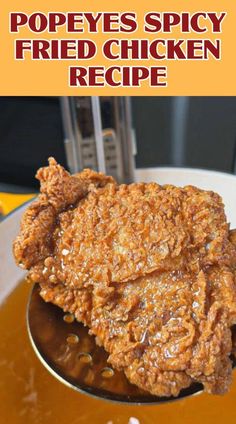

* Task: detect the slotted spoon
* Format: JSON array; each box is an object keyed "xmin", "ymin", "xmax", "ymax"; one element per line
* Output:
[{"xmin": 27, "ymin": 284, "xmax": 235, "ymax": 405}]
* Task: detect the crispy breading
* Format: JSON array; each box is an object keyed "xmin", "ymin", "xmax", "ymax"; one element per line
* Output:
[{"xmin": 13, "ymin": 159, "xmax": 236, "ymax": 397}]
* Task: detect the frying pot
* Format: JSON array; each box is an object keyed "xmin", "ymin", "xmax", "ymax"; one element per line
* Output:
[{"xmin": 1, "ymin": 167, "xmax": 236, "ymax": 424}]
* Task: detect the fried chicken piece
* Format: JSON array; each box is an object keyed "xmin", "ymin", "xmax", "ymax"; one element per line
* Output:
[{"xmin": 13, "ymin": 158, "xmax": 236, "ymax": 397}]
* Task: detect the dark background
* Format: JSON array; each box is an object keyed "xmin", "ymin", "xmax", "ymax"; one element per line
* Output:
[{"xmin": 0, "ymin": 96, "xmax": 236, "ymax": 189}]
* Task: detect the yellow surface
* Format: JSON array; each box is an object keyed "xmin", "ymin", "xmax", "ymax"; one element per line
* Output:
[
  {"xmin": 0, "ymin": 0, "xmax": 236, "ymax": 95},
  {"xmin": 0, "ymin": 192, "xmax": 35, "ymax": 215}
]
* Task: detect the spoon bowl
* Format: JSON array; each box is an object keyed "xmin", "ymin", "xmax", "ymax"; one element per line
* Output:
[{"xmin": 27, "ymin": 284, "xmax": 204, "ymax": 405}]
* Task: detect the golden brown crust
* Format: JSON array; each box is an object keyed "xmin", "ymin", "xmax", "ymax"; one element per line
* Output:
[
  {"xmin": 13, "ymin": 157, "xmax": 115, "ymax": 268},
  {"xmin": 13, "ymin": 158, "xmax": 236, "ymax": 397}
]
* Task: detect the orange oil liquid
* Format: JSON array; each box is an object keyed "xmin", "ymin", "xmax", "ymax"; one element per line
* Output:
[{"xmin": 0, "ymin": 281, "xmax": 236, "ymax": 424}]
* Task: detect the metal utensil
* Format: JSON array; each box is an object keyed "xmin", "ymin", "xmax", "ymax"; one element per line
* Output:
[
  {"xmin": 60, "ymin": 96, "xmax": 135, "ymax": 183},
  {"xmin": 27, "ymin": 284, "xmax": 206, "ymax": 405}
]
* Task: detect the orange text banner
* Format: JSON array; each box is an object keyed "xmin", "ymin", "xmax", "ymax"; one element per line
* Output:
[{"xmin": 0, "ymin": 0, "xmax": 235, "ymax": 95}]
